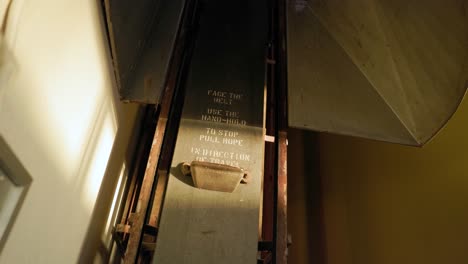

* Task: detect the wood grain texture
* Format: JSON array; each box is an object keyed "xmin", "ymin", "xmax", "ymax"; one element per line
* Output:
[
  {"xmin": 288, "ymin": 0, "xmax": 468, "ymax": 146},
  {"xmin": 153, "ymin": 1, "xmax": 267, "ymax": 263}
]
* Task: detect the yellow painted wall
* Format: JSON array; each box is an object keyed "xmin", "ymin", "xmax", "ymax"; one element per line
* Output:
[
  {"xmin": 289, "ymin": 97, "xmax": 468, "ymax": 263},
  {"xmin": 288, "ymin": 128, "xmax": 319, "ymax": 264},
  {"xmin": 320, "ymin": 97, "xmax": 468, "ymax": 264}
]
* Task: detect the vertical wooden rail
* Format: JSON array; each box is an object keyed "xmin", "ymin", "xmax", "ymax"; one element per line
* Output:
[
  {"xmin": 123, "ymin": 52, "xmax": 176, "ymax": 263},
  {"xmin": 260, "ymin": 1, "xmax": 288, "ymax": 263},
  {"xmin": 146, "ymin": 0, "xmax": 200, "ymax": 232},
  {"xmin": 122, "ymin": 1, "xmax": 195, "ymax": 262},
  {"xmin": 275, "ymin": 0, "xmax": 288, "ymax": 262},
  {"xmin": 116, "ymin": 107, "xmax": 157, "ymax": 246},
  {"xmin": 262, "ymin": 0, "xmax": 277, "ymax": 251}
]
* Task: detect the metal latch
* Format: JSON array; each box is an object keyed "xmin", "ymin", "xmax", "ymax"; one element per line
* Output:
[{"xmin": 181, "ymin": 161, "xmax": 250, "ymax": 193}]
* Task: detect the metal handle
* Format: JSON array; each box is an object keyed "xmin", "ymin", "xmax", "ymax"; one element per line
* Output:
[{"xmin": 181, "ymin": 161, "xmax": 250, "ymax": 192}]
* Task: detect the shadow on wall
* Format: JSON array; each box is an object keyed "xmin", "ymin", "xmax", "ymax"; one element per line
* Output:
[
  {"xmin": 317, "ymin": 95, "xmax": 468, "ymax": 264},
  {"xmin": 0, "ymin": 0, "xmax": 141, "ymax": 263},
  {"xmin": 287, "ymin": 128, "xmax": 326, "ymax": 264},
  {"xmin": 78, "ymin": 105, "xmax": 144, "ymax": 264}
]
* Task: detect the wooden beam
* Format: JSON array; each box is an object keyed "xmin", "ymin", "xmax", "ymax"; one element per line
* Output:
[{"xmin": 275, "ymin": 1, "xmax": 288, "ymax": 262}]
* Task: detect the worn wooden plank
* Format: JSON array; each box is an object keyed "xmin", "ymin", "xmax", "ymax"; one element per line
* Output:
[
  {"xmin": 288, "ymin": 0, "xmax": 468, "ymax": 146},
  {"xmin": 153, "ymin": 1, "xmax": 268, "ymax": 263},
  {"xmin": 276, "ymin": 131, "xmax": 288, "ymax": 264},
  {"xmin": 276, "ymin": 2, "xmax": 288, "ymax": 263}
]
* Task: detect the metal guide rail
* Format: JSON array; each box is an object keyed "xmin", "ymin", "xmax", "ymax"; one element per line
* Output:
[{"xmin": 110, "ymin": 0, "xmax": 288, "ymax": 263}]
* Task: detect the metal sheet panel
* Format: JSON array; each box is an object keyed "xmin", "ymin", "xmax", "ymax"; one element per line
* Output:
[
  {"xmin": 153, "ymin": 0, "xmax": 267, "ymax": 262},
  {"xmin": 104, "ymin": 0, "xmax": 185, "ymax": 103},
  {"xmin": 287, "ymin": 0, "xmax": 468, "ymax": 146}
]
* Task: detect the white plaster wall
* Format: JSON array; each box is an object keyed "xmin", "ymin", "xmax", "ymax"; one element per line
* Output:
[{"xmin": 0, "ymin": 0, "xmax": 139, "ymax": 262}]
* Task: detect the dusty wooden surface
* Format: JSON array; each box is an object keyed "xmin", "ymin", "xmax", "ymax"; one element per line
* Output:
[
  {"xmin": 153, "ymin": 0, "xmax": 267, "ymax": 263},
  {"xmin": 288, "ymin": 0, "xmax": 468, "ymax": 146}
]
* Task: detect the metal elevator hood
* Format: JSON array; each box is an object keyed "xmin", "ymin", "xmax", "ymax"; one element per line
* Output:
[
  {"xmin": 287, "ymin": 0, "xmax": 468, "ymax": 146},
  {"xmin": 104, "ymin": 0, "xmax": 468, "ymax": 146}
]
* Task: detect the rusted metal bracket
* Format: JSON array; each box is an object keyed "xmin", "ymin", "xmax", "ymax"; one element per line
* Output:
[{"xmin": 181, "ymin": 161, "xmax": 250, "ymax": 193}]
